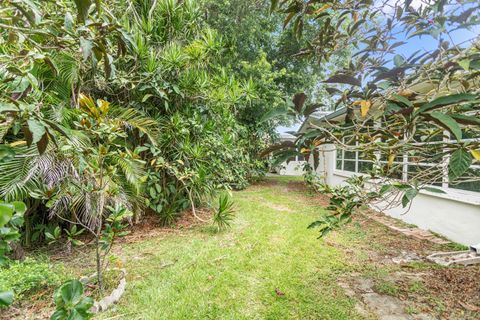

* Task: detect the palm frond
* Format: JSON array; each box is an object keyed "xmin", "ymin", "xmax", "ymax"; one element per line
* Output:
[
  {"xmin": 0, "ymin": 145, "xmax": 44, "ymax": 201},
  {"xmin": 111, "ymin": 107, "xmax": 160, "ymax": 143},
  {"xmin": 109, "ymin": 154, "xmax": 146, "ymax": 194}
]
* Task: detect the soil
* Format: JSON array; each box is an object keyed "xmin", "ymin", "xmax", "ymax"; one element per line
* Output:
[
  {"xmin": 3, "ymin": 178, "xmax": 480, "ymax": 319},
  {"xmin": 1, "ymin": 209, "xmax": 213, "ymax": 320},
  {"xmin": 119, "ymin": 208, "xmax": 212, "ymax": 244},
  {"xmin": 281, "ymin": 178, "xmax": 480, "ymax": 320}
]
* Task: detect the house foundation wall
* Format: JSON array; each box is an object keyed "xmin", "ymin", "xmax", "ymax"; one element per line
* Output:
[{"xmin": 311, "ymin": 144, "xmax": 480, "ymax": 246}]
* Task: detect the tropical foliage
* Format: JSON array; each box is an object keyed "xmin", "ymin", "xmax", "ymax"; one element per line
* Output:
[
  {"xmin": 212, "ymin": 192, "xmax": 235, "ymax": 231},
  {"xmin": 0, "ymin": 0, "xmax": 322, "ymax": 306},
  {"xmin": 0, "ymin": 200, "xmax": 26, "ymax": 307},
  {"xmin": 2, "ymin": 0, "xmax": 477, "ymax": 315},
  {"xmin": 0, "ymin": 0, "xmax": 308, "ymax": 251},
  {"xmin": 51, "ymin": 280, "xmax": 93, "ymax": 320},
  {"xmin": 270, "ymin": 0, "xmax": 480, "ymax": 235}
]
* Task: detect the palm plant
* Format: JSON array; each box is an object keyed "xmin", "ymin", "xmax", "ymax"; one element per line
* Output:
[
  {"xmin": 212, "ymin": 193, "xmax": 235, "ymax": 231},
  {"xmin": 0, "ymin": 95, "xmax": 159, "ymax": 251}
]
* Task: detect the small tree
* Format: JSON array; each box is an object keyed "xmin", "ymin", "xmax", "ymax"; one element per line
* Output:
[
  {"xmin": 47, "ymin": 95, "xmax": 156, "ymax": 291},
  {"xmin": 269, "ymin": 0, "xmax": 480, "ymax": 234}
]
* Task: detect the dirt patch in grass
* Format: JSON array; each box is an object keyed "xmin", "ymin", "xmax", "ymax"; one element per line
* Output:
[
  {"xmin": 347, "ymin": 215, "xmax": 449, "ymax": 257},
  {"xmin": 247, "ymin": 177, "xmax": 280, "ymax": 189},
  {"xmin": 367, "ymin": 267, "xmax": 480, "ymax": 319},
  {"xmin": 269, "ymin": 177, "xmax": 480, "ymax": 319},
  {"xmin": 2, "ymin": 291, "xmax": 54, "ymax": 320},
  {"xmin": 421, "ymin": 267, "xmax": 480, "ymax": 313},
  {"xmin": 265, "ymin": 203, "xmax": 293, "ymax": 212},
  {"xmin": 119, "ymin": 209, "xmax": 212, "ymax": 244},
  {"xmin": 284, "ymin": 180, "xmax": 331, "ymax": 206}
]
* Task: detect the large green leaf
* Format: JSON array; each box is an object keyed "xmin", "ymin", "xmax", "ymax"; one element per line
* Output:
[
  {"xmin": 324, "ymin": 74, "xmax": 361, "ymax": 86},
  {"xmin": 0, "ymin": 203, "xmax": 14, "ymax": 227},
  {"xmin": 80, "ymin": 37, "xmax": 93, "ymax": 61},
  {"xmin": 0, "ymin": 291, "xmax": 14, "ymax": 307},
  {"xmin": 74, "ymin": 296, "xmax": 94, "ymax": 313},
  {"xmin": 416, "ymin": 93, "xmax": 477, "ymax": 114},
  {"xmin": 292, "ymin": 92, "xmax": 307, "ymax": 113},
  {"xmin": 384, "ymin": 101, "xmax": 401, "ymax": 115},
  {"xmin": 73, "ymin": 0, "xmax": 92, "ymax": 23},
  {"xmin": 64, "ymin": 12, "xmax": 74, "ymax": 31},
  {"xmin": 0, "ymin": 103, "xmax": 19, "ymax": 114},
  {"xmin": 27, "ymin": 119, "xmax": 46, "ymax": 144},
  {"xmin": 50, "ymin": 310, "xmax": 68, "ymax": 320},
  {"xmin": 422, "ymin": 186, "xmax": 446, "ymax": 194},
  {"xmin": 12, "ymin": 201, "xmax": 27, "ymax": 214},
  {"xmin": 449, "ymin": 149, "xmax": 472, "ymax": 181},
  {"xmin": 450, "ymin": 114, "xmax": 480, "ymax": 126},
  {"xmin": 401, "ymin": 188, "xmax": 418, "ymax": 208},
  {"xmin": 0, "ymin": 145, "xmax": 15, "ymax": 162},
  {"xmin": 389, "ymin": 94, "xmax": 413, "ymax": 108},
  {"xmin": 60, "ymin": 280, "xmax": 84, "ymax": 305},
  {"xmin": 429, "ymin": 112, "xmax": 462, "ymax": 141},
  {"xmin": 393, "ymin": 54, "xmax": 405, "ymax": 67}
]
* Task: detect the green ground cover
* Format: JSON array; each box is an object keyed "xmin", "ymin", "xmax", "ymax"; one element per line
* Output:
[
  {"xmin": 6, "ymin": 176, "xmax": 476, "ymax": 320},
  {"xmin": 99, "ymin": 177, "xmax": 360, "ymax": 319}
]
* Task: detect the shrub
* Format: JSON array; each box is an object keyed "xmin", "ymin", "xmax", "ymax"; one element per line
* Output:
[
  {"xmin": 0, "ymin": 258, "xmax": 65, "ymax": 299},
  {"xmin": 51, "ymin": 280, "xmax": 93, "ymax": 320}
]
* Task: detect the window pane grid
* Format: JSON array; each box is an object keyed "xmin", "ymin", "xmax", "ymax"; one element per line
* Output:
[
  {"xmin": 332, "ymin": 129, "xmax": 479, "ymax": 194},
  {"xmin": 334, "ymin": 149, "xmax": 479, "ymax": 194}
]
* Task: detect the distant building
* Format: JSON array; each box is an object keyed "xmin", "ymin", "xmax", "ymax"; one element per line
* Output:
[{"xmin": 274, "ymin": 133, "xmax": 307, "ymax": 176}]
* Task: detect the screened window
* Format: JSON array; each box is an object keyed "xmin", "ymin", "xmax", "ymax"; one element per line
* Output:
[
  {"xmin": 335, "ymin": 139, "xmax": 374, "ymax": 173},
  {"xmin": 334, "ymin": 131, "xmax": 480, "ymax": 194}
]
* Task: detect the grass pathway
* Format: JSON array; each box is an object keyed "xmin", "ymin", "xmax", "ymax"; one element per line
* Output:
[{"xmin": 99, "ymin": 177, "xmax": 360, "ymax": 319}]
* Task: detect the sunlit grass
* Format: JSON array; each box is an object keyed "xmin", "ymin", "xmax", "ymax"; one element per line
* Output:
[{"xmin": 98, "ymin": 177, "xmax": 362, "ymax": 319}]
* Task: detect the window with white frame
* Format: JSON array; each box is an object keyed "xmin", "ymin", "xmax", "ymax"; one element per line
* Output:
[
  {"xmin": 335, "ymin": 139, "xmax": 374, "ymax": 174},
  {"xmin": 334, "ymin": 131, "xmax": 480, "ymax": 193}
]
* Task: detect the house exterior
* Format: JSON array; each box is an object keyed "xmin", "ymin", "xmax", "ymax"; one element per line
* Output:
[
  {"xmin": 275, "ymin": 133, "xmax": 308, "ymax": 176},
  {"xmin": 299, "ymin": 109, "xmax": 480, "ymax": 246}
]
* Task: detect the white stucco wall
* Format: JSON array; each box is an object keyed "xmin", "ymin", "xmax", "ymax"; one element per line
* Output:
[
  {"xmin": 313, "ymin": 144, "xmax": 480, "ymax": 246},
  {"xmin": 278, "ymin": 161, "xmax": 307, "ymax": 176}
]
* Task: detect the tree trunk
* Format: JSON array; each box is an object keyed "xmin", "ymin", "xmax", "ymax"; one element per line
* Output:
[
  {"xmin": 10, "ymin": 242, "xmax": 25, "ymax": 261},
  {"xmin": 95, "ymin": 232, "xmax": 103, "ymax": 293}
]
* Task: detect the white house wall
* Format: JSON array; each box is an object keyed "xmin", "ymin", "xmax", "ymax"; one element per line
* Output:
[
  {"xmin": 279, "ymin": 161, "xmax": 307, "ymax": 176},
  {"xmin": 315, "ymin": 144, "xmax": 480, "ymax": 246}
]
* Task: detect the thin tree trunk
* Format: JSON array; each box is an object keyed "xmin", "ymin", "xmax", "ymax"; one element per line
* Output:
[
  {"xmin": 96, "ymin": 153, "xmax": 105, "ymax": 293},
  {"xmin": 95, "ymin": 232, "xmax": 102, "ymax": 290},
  {"xmin": 187, "ymin": 188, "xmax": 207, "ymax": 222}
]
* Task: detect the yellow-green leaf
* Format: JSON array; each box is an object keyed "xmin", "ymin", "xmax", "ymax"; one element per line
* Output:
[
  {"xmin": 471, "ymin": 150, "xmax": 480, "ymax": 161},
  {"xmin": 360, "ymin": 100, "xmax": 371, "ymax": 117},
  {"xmin": 388, "ymin": 154, "xmax": 395, "ymax": 166}
]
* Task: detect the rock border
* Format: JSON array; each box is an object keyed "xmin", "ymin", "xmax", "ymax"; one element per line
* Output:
[
  {"xmin": 80, "ymin": 268, "xmax": 127, "ymax": 313},
  {"xmin": 361, "ymin": 212, "xmax": 450, "ymax": 244}
]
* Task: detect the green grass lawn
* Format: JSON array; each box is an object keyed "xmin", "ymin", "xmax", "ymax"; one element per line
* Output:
[
  {"xmin": 5, "ymin": 176, "xmax": 475, "ymax": 319},
  {"xmin": 99, "ymin": 177, "xmax": 361, "ymax": 320}
]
